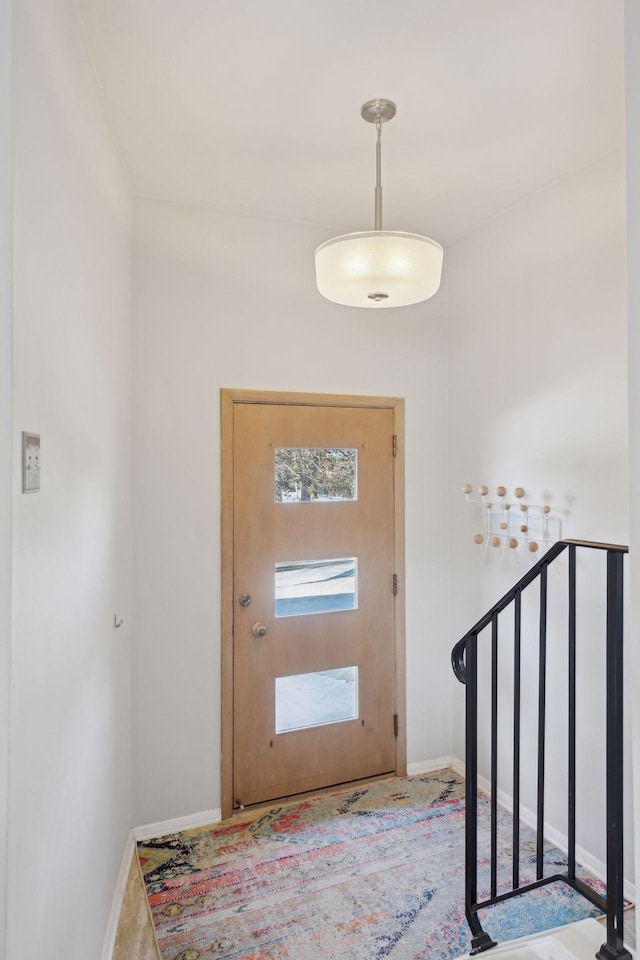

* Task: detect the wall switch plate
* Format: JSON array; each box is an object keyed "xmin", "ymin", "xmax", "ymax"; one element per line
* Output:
[{"xmin": 22, "ymin": 432, "xmax": 41, "ymax": 493}]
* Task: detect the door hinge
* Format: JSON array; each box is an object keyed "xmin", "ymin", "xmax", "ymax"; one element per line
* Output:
[
  {"xmin": 393, "ymin": 714, "xmax": 399, "ymax": 738},
  {"xmin": 393, "ymin": 574, "xmax": 398, "ymax": 595},
  {"xmin": 392, "ymin": 434, "xmax": 398, "ymax": 457}
]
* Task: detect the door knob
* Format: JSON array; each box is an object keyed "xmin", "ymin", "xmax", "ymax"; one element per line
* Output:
[{"xmin": 252, "ymin": 621, "xmax": 268, "ymax": 637}]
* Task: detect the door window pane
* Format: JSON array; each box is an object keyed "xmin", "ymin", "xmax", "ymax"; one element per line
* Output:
[
  {"xmin": 275, "ymin": 667, "xmax": 359, "ymax": 733},
  {"xmin": 275, "ymin": 448, "xmax": 357, "ymax": 502},
  {"xmin": 275, "ymin": 558, "xmax": 357, "ymax": 617}
]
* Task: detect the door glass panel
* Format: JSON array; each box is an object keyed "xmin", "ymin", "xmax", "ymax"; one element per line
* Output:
[
  {"xmin": 275, "ymin": 558, "xmax": 357, "ymax": 617},
  {"xmin": 275, "ymin": 447, "xmax": 357, "ymax": 502},
  {"xmin": 275, "ymin": 667, "xmax": 359, "ymax": 733}
]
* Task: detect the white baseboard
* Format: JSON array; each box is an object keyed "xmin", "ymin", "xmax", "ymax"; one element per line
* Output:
[
  {"xmin": 101, "ymin": 812, "xmax": 222, "ymax": 960},
  {"xmin": 448, "ymin": 755, "xmax": 635, "ymax": 903},
  {"xmin": 133, "ymin": 807, "xmax": 222, "ymax": 842},
  {"xmin": 450, "ymin": 755, "xmax": 465, "ymax": 778},
  {"xmin": 101, "ymin": 831, "xmax": 135, "ymax": 960},
  {"xmin": 407, "ymin": 756, "xmax": 453, "ymax": 776}
]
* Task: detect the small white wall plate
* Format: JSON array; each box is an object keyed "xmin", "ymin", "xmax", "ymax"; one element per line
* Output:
[{"xmin": 22, "ymin": 432, "xmax": 41, "ymax": 493}]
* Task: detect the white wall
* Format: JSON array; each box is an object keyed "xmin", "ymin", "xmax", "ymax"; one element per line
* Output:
[
  {"xmin": 0, "ymin": 0, "xmax": 12, "ymax": 955},
  {"xmin": 625, "ymin": 0, "xmax": 640, "ymax": 937},
  {"xmin": 132, "ymin": 198, "xmax": 452, "ymax": 824},
  {"xmin": 9, "ymin": 1, "xmax": 133, "ymax": 957},
  {"xmin": 2, "ymin": 2, "xmax": 633, "ymax": 952},
  {"xmin": 446, "ymin": 150, "xmax": 631, "ymax": 879}
]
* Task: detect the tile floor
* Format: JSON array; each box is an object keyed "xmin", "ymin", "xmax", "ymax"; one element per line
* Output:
[{"xmin": 113, "ymin": 856, "xmax": 159, "ymax": 960}]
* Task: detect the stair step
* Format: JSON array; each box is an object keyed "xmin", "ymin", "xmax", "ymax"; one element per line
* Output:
[{"xmin": 458, "ymin": 919, "xmax": 633, "ymax": 960}]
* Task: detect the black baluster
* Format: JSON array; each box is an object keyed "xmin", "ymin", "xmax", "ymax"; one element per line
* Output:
[
  {"xmin": 491, "ymin": 614, "xmax": 498, "ymax": 899},
  {"xmin": 537, "ymin": 565, "xmax": 547, "ymax": 881},
  {"xmin": 466, "ymin": 633, "xmax": 496, "ymax": 954},
  {"xmin": 513, "ymin": 590, "xmax": 521, "ymax": 890},
  {"xmin": 597, "ymin": 550, "xmax": 631, "ymax": 960},
  {"xmin": 568, "ymin": 544, "xmax": 576, "ymax": 882}
]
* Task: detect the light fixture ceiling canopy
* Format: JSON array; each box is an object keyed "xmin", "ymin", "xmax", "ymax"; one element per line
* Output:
[{"xmin": 315, "ymin": 99, "xmax": 443, "ymax": 309}]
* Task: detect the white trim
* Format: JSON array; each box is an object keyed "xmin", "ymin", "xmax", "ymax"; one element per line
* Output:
[
  {"xmin": 450, "ymin": 755, "xmax": 465, "ymax": 778},
  {"xmin": 407, "ymin": 756, "xmax": 453, "ymax": 776},
  {"xmin": 133, "ymin": 807, "xmax": 222, "ymax": 842},
  {"xmin": 449, "ymin": 755, "xmax": 636, "ymax": 903},
  {"xmin": 101, "ymin": 832, "xmax": 135, "ymax": 960}
]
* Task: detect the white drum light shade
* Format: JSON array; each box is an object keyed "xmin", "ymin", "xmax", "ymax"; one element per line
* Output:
[
  {"xmin": 315, "ymin": 100, "xmax": 443, "ymax": 309},
  {"xmin": 315, "ymin": 231, "xmax": 443, "ymax": 308}
]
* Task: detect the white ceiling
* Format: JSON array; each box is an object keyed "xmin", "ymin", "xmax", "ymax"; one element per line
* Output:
[{"xmin": 75, "ymin": 0, "xmax": 625, "ymax": 245}]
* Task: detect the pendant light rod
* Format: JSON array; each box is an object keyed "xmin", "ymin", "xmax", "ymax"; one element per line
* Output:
[
  {"xmin": 375, "ymin": 122, "xmax": 382, "ymax": 231},
  {"xmin": 361, "ymin": 99, "xmax": 396, "ymax": 230}
]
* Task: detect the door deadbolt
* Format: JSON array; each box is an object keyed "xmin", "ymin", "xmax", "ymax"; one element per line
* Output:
[
  {"xmin": 252, "ymin": 621, "xmax": 267, "ymax": 637},
  {"xmin": 239, "ymin": 594, "xmax": 252, "ymax": 607}
]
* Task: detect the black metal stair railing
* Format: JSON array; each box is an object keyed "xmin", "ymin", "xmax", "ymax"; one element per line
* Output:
[{"xmin": 451, "ymin": 539, "xmax": 630, "ymax": 959}]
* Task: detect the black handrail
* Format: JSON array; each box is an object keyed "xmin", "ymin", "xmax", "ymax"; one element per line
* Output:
[{"xmin": 451, "ymin": 539, "xmax": 630, "ymax": 959}]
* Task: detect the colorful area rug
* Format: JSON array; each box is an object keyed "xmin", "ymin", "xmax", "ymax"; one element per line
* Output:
[{"xmin": 137, "ymin": 769, "xmax": 608, "ymax": 960}]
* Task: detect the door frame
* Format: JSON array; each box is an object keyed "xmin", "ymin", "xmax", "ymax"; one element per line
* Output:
[{"xmin": 220, "ymin": 388, "xmax": 406, "ymax": 819}]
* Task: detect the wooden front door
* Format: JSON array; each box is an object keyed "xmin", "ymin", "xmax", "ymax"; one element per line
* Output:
[{"xmin": 221, "ymin": 390, "xmax": 405, "ymax": 814}]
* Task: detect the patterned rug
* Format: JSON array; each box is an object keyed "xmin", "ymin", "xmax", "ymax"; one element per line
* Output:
[{"xmin": 137, "ymin": 769, "xmax": 608, "ymax": 960}]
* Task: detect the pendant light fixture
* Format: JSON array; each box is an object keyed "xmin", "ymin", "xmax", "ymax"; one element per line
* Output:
[{"xmin": 315, "ymin": 99, "xmax": 443, "ymax": 308}]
